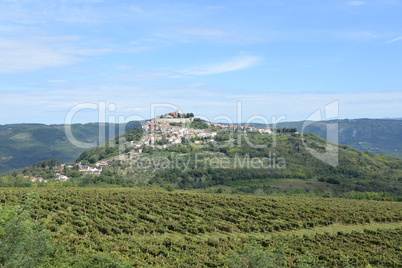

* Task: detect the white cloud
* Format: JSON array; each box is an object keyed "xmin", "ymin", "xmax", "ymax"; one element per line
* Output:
[
  {"xmin": 384, "ymin": 36, "xmax": 402, "ymax": 44},
  {"xmin": 0, "ymin": 38, "xmax": 80, "ymax": 74},
  {"xmin": 115, "ymin": 65, "xmax": 133, "ymax": 71},
  {"xmin": 346, "ymin": 1, "xmax": 365, "ymax": 6},
  {"xmin": 129, "ymin": 5, "xmax": 145, "ymax": 14},
  {"xmin": 99, "ymin": 55, "xmax": 261, "ymax": 81},
  {"xmin": 174, "ymin": 26, "xmax": 225, "ymax": 39},
  {"xmin": 177, "ymin": 55, "xmax": 261, "ymax": 77},
  {"xmin": 0, "ymin": 24, "xmax": 25, "ymax": 32},
  {"xmin": 164, "ymin": 25, "xmax": 265, "ymax": 44},
  {"xmin": 0, "ymin": 36, "xmax": 136, "ymax": 74}
]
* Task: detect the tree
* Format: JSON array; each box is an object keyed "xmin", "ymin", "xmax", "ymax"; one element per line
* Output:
[
  {"xmin": 89, "ymin": 154, "xmax": 100, "ymax": 164},
  {"xmin": 165, "ymin": 185, "xmax": 174, "ymax": 192},
  {"xmin": 0, "ymin": 194, "xmax": 53, "ymax": 268},
  {"xmin": 181, "ymin": 137, "xmax": 188, "ymax": 145},
  {"xmin": 225, "ymin": 240, "xmax": 287, "ymax": 268}
]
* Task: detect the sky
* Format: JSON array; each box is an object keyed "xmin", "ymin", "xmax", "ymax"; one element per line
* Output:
[{"xmin": 0, "ymin": 0, "xmax": 401, "ymax": 125}]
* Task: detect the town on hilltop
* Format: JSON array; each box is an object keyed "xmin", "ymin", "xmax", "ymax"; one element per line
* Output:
[
  {"xmin": 132, "ymin": 110, "xmax": 274, "ymax": 150},
  {"xmin": 18, "ymin": 111, "xmax": 279, "ymax": 184}
]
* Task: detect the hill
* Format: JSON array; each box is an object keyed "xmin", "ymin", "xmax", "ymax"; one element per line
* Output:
[
  {"xmin": 1, "ymin": 118, "xmax": 400, "ymax": 175},
  {"xmin": 0, "ymin": 121, "xmax": 142, "ymax": 174},
  {"xmin": 274, "ymin": 119, "xmax": 402, "ymax": 158},
  {"xmin": 5, "ymin": 121, "xmax": 401, "ymax": 200},
  {"xmin": 146, "ymin": 132, "xmax": 402, "ymax": 199}
]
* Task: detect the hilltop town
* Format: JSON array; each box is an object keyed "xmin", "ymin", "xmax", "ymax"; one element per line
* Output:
[
  {"xmin": 131, "ymin": 110, "xmax": 273, "ymax": 150},
  {"xmin": 12, "ymin": 111, "xmax": 278, "ymax": 184}
]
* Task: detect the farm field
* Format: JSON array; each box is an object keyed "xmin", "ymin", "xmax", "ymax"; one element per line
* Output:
[{"xmin": 1, "ymin": 187, "xmax": 401, "ymax": 267}]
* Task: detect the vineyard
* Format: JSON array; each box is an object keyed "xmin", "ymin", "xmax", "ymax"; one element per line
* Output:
[{"xmin": 1, "ymin": 187, "xmax": 401, "ymax": 267}]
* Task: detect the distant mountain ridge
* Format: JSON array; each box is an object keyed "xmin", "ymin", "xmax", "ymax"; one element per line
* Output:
[
  {"xmin": 0, "ymin": 121, "xmax": 142, "ymax": 174},
  {"xmin": 246, "ymin": 119, "xmax": 402, "ymax": 159},
  {"xmin": 296, "ymin": 119, "xmax": 401, "ymax": 159}
]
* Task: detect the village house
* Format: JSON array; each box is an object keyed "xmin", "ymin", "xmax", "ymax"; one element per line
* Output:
[
  {"xmin": 57, "ymin": 175, "xmax": 69, "ymax": 181},
  {"xmin": 258, "ymin": 128, "xmax": 273, "ymax": 134},
  {"xmin": 78, "ymin": 163, "xmax": 103, "ymax": 175},
  {"xmin": 96, "ymin": 161, "xmax": 108, "ymax": 167},
  {"xmin": 79, "ymin": 166, "xmax": 102, "ymax": 175}
]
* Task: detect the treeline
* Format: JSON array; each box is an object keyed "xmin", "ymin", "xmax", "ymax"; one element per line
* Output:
[
  {"xmin": 78, "ymin": 127, "xmax": 143, "ymax": 164},
  {"xmin": 62, "ymin": 167, "xmax": 143, "ymax": 187},
  {"xmin": 32, "ymin": 158, "xmax": 60, "ymax": 168},
  {"xmin": 125, "ymin": 126, "xmax": 143, "ymax": 142},
  {"xmin": 77, "ymin": 143, "xmax": 119, "ymax": 164},
  {"xmin": 189, "ymin": 118, "xmax": 209, "ymax": 129},
  {"xmin": 0, "ymin": 175, "xmax": 32, "ymax": 187},
  {"xmin": 0, "ymin": 158, "xmax": 65, "ymax": 185},
  {"xmin": 276, "ymin": 127, "xmax": 297, "ymax": 133},
  {"xmin": 162, "ymin": 112, "xmax": 194, "ymax": 118}
]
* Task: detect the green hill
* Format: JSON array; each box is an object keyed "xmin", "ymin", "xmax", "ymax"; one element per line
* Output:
[
  {"xmin": 274, "ymin": 119, "xmax": 402, "ymax": 158},
  {"xmin": 2, "ymin": 119, "xmax": 402, "ymax": 199},
  {"xmin": 147, "ymin": 132, "xmax": 402, "ymax": 199},
  {"xmin": 10, "ymin": 127, "xmax": 399, "ymax": 200},
  {"xmin": 1, "ymin": 118, "xmax": 400, "ymax": 175},
  {"xmin": 0, "ymin": 121, "xmax": 142, "ymax": 174}
]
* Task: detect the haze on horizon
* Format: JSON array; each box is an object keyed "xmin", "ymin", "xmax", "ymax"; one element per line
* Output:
[{"xmin": 0, "ymin": 0, "xmax": 401, "ymax": 124}]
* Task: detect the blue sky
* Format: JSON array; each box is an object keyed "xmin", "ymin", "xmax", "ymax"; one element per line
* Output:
[{"xmin": 0, "ymin": 0, "xmax": 401, "ymax": 124}]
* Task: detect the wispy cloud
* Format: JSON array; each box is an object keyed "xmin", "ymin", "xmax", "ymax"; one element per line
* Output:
[
  {"xmin": 332, "ymin": 30, "xmax": 378, "ymax": 41},
  {"xmin": 384, "ymin": 36, "xmax": 402, "ymax": 44},
  {"xmin": 0, "ymin": 38, "xmax": 80, "ymax": 74},
  {"xmin": 165, "ymin": 25, "xmax": 265, "ymax": 44},
  {"xmin": 346, "ymin": 1, "xmax": 365, "ymax": 6},
  {"xmin": 207, "ymin": 6, "xmax": 225, "ymax": 10},
  {"xmin": 0, "ymin": 24, "xmax": 26, "ymax": 32},
  {"xmin": 0, "ymin": 36, "xmax": 152, "ymax": 74},
  {"xmin": 129, "ymin": 5, "xmax": 146, "ymax": 14},
  {"xmin": 174, "ymin": 26, "xmax": 226, "ymax": 39},
  {"xmin": 177, "ymin": 55, "xmax": 261, "ymax": 77},
  {"xmin": 103, "ymin": 55, "xmax": 262, "ymax": 81}
]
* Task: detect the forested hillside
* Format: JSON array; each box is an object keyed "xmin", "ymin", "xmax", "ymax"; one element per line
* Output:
[
  {"xmin": 5, "ymin": 128, "xmax": 400, "ymax": 200},
  {"xmin": 274, "ymin": 119, "xmax": 402, "ymax": 158},
  {"xmin": 148, "ymin": 132, "xmax": 402, "ymax": 199},
  {"xmin": 1, "ymin": 118, "xmax": 400, "ymax": 175},
  {"xmin": 0, "ymin": 121, "xmax": 142, "ymax": 174}
]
